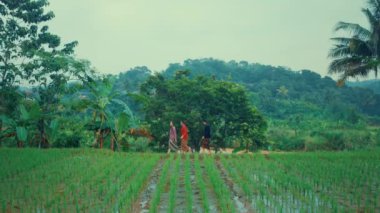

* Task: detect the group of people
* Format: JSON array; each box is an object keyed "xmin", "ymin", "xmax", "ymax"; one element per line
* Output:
[{"xmin": 167, "ymin": 120, "xmax": 211, "ymax": 154}]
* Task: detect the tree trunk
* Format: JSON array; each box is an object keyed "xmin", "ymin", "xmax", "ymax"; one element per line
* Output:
[
  {"xmin": 38, "ymin": 120, "xmax": 43, "ymax": 148},
  {"xmin": 99, "ymin": 131, "xmax": 104, "ymax": 149},
  {"xmin": 110, "ymin": 135, "xmax": 114, "ymax": 151},
  {"xmin": 17, "ymin": 140, "xmax": 24, "ymax": 148},
  {"xmin": 39, "ymin": 128, "xmax": 47, "ymax": 148},
  {"xmin": 94, "ymin": 130, "xmax": 100, "ymax": 147}
]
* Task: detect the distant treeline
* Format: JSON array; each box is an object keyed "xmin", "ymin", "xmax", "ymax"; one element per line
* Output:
[{"xmin": 117, "ymin": 58, "xmax": 380, "ymax": 123}]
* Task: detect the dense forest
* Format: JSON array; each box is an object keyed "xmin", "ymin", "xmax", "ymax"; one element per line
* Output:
[
  {"xmin": 116, "ymin": 59, "xmax": 380, "ymax": 151},
  {"xmin": 348, "ymin": 80, "xmax": 380, "ymax": 95},
  {"xmin": 3, "ymin": 56, "xmax": 380, "ymax": 151}
]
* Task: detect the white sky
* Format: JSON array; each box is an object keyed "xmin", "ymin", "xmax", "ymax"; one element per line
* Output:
[{"xmin": 48, "ymin": 0, "xmax": 366, "ymax": 76}]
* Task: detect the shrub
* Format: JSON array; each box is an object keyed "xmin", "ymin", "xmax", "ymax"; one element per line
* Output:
[
  {"xmin": 304, "ymin": 136, "xmax": 326, "ymax": 151},
  {"xmin": 323, "ymin": 131, "xmax": 345, "ymax": 150},
  {"xmin": 274, "ymin": 135, "xmax": 305, "ymax": 151},
  {"xmin": 128, "ymin": 137, "xmax": 151, "ymax": 152}
]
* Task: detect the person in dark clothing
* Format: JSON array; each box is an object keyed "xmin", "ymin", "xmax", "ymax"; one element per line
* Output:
[{"xmin": 201, "ymin": 120, "xmax": 211, "ymax": 154}]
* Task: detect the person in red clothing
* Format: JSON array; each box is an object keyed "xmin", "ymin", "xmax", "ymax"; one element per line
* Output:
[{"xmin": 180, "ymin": 121, "xmax": 190, "ymax": 152}]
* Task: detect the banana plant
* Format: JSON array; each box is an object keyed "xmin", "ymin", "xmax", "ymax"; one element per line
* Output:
[
  {"xmin": 79, "ymin": 76, "xmax": 135, "ymax": 149},
  {"xmin": 15, "ymin": 126, "xmax": 27, "ymax": 147},
  {"xmin": 0, "ymin": 102, "xmax": 41, "ymax": 147},
  {"xmin": 111, "ymin": 112, "xmax": 131, "ymax": 151},
  {"xmin": 0, "ymin": 115, "xmax": 17, "ymax": 146},
  {"xmin": 45, "ymin": 119, "xmax": 59, "ymax": 146}
]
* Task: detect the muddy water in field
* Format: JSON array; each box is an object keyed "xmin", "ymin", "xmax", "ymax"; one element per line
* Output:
[
  {"xmin": 137, "ymin": 157, "xmax": 166, "ymax": 213},
  {"xmin": 215, "ymin": 157, "xmax": 253, "ymax": 213},
  {"xmin": 158, "ymin": 155, "xmax": 217, "ymax": 213},
  {"xmin": 157, "ymin": 156, "xmax": 175, "ymax": 213},
  {"xmin": 137, "ymin": 154, "xmax": 226, "ymax": 213},
  {"xmin": 189, "ymin": 158, "xmax": 204, "ymax": 213},
  {"xmin": 198, "ymin": 156, "xmax": 219, "ymax": 213},
  {"xmin": 174, "ymin": 158, "xmax": 186, "ymax": 212}
]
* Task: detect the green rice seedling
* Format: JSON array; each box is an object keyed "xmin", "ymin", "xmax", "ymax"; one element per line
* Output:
[
  {"xmin": 149, "ymin": 156, "xmax": 171, "ymax": 213},
  {"xmin": 117, "ymin": 155, "xmax": 161, "ymax": 211},
  {"xmin": 222, "ymin": 156, "xmax": 259, "ymax": 209},
  {"xmin": 204, "ymin": 156, "xmax": 235, "ymax": 213},
  {"xmin": 169, "ymin": 155, "xmax": 180, "ymax": 213},
  {"xmin": 185, "ymin": 155, "xmax": 193, "ymax": 213},
  {"xmin": 194, "ymin": 154, "xmax": 210, "ymax": 213},
  {"xmin": 1, "ymin": 149, "xmax": 379, "ymax": 211}
]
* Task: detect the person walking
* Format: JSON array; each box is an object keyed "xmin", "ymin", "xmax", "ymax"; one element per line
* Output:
[
  {"xmin": 201, "ymin": 120, "xmax": 211, "ymax": 154},
  {"xmin": 167, "ymin": 121, "xmax": 178, "ymax": 153},
  {"xmin": 180, "ymin": 121, "xmax": 190, "ymax": 152}
]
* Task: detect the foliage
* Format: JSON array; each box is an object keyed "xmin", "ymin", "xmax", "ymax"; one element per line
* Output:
[
  {"xmin": 348, "ymin": 80, "xmax": 380, "ymax": 95},
  {"xmin": 0, "ymin": 0, "xmax": 95, "ymax": 148},
  {"xmin": 269, "ymin": 120, "xmax": 378, "ymax": 151},
  {"xmin": 0, "ymin": 0, "xmax": 379, "ymax": 152},
  {"xmin": 158, "ymin": 58, "xmax": 380, "ymax": 118},
  {"xmin": 328, "ymin": 0, "xmax": 380, "ymax": 85},
  {"xmin": 138, "ymin": 73, "xmax": 267, "ymax": 151},
  {"xmin": 0, "ymin": 0, "xmax": 92, "ymax": 89},
  {"xmin": 126, "ymin": 137, "xmax": 151, "ymax": 152}
]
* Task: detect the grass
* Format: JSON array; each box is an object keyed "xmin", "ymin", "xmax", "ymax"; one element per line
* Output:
[{"xmin": 0, "ymin": 148, "xmax": 379, "ymax": 212}]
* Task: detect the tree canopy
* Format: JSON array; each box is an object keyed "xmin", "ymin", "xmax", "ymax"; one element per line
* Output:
[
  {"xmin": 138, "ymin": 73, "xmax": 267, "ymax": 151},
  {"xmin": 328, "ymin": 0, "xmax": 380, "ymax": 85}
]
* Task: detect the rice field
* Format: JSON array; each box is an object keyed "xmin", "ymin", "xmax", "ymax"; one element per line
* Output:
[{"xmin": 0, "ymin": 148, "xmax": 379, "ymax": 212}]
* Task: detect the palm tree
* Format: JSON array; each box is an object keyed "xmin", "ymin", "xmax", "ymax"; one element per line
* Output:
[{"xmin": 328, "ymin": 0, "xmax": 380, "ymax": 86}]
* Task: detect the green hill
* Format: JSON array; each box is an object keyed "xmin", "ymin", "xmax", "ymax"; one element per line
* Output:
[{"xmin": 117, "ymin": 58, "xmax": 380, "ymax": 121}]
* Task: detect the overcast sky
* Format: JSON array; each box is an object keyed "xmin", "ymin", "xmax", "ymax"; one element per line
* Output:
[{"xmin": 48, "ymin": 0, "xmax": 366, "ymax": 76}]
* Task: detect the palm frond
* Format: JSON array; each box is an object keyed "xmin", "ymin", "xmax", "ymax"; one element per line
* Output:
[
  {"xmin": 333, "ymin": 60, "xmax": 373, "ymax": 86},
  {"xmin": 329, "ymin": 56, "xmax": 375, "ymax": 77},
  {"xmin": 334, "ymin": 22, "xmax": 371, "ymax": 40},
  {"xmin": 328, "ymin": 57, "xmax": 363, "ymax": 74},
  {"xmin": 361, "ymin": 8, "xmax": 378, "ymax": 29},
  {"xmin": 330, "ymin": 37, "xmax": 365, "ymax": 45},
  {"xmin": 330, "ymin": 37, "xmax": 373, "ymax": 56},
  {"xmin": 366, "ymin": 0, "xmax": 380, "ymax": 17},
  {"xmin": 328, "ymin": 46, "xmax": 352, "ymax": 58},
  {"xmin": 329, "ymin": 0, "xmax": 380, "ymax": 84}
]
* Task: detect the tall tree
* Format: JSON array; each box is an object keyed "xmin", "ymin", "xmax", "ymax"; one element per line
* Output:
[
  {"xmin": 0, "ymin": 0, "xmax": 82, "ymax": 88},
  {"xmin": 139, "ymin": 73, "xmax": 267, "ymax": 151},
  {"xmin": 0, "ymin": 0, "xmax": 95, "ymax": 147},
  {"xmin": 328, "ymin": 0, "xmax": 380, "ymax": 85}
]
